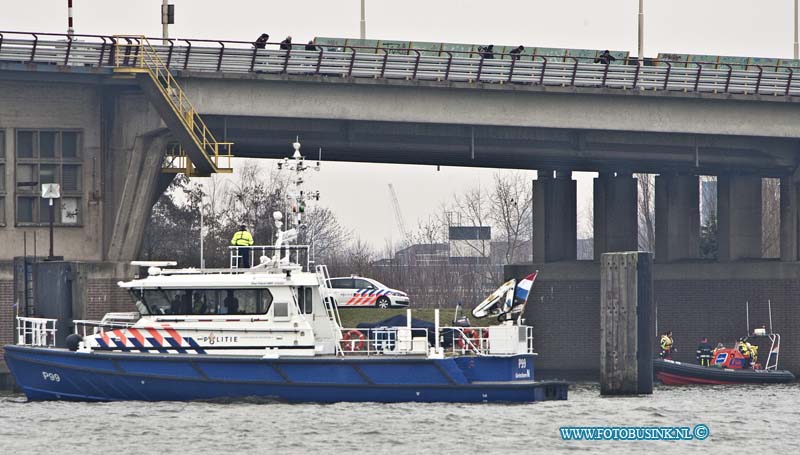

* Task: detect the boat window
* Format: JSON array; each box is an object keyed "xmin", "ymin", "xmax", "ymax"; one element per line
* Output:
[
  {"xmin": 296, "ymin": 287, "xmax": 313, "ymax": 314},
  {"xmin": 135, "ymin": 289, "xmax": 271, "ymax": 315},
  {"xmin": 261, "ymin": 289, "xmax": 273, "ymax": 314},
  {"xmin": 273, "ymin": 301, "xmax": 289, "ymax": 318}
]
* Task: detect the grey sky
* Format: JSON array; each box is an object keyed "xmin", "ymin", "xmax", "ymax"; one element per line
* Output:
[{"xmin": 2, "ymin": 1, "xmax": 793, "ymax": 247}]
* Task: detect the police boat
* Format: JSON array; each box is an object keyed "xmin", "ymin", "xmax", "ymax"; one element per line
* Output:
[
  {"xmin": 653, "ymin": 330, "xmax": 795, "ymax": 385},
  {"xmin": 4, "ymin": 141, "xmax": 567, "ymax": 403}
]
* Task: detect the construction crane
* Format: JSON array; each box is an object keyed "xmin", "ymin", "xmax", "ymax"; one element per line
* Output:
[{"xmin": 388, "ymin": 183, "xmax": 411, "ymax": 245}]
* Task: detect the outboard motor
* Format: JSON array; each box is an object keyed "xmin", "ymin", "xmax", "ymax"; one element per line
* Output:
[
  {"xmin": 66, "ymin": 333, "xmax": 82, "ymax": 352},
  {"xmin": 453, "ymin": 303, "xmax": 471, "ymax": 327}
]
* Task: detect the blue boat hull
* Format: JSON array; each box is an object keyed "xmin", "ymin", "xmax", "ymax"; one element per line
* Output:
[{"xmin": 4, "ymin": 345, "xmax": 568, "ymax": 403}]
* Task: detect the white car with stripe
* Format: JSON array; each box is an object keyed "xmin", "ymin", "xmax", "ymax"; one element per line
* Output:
[{"xmin": 328, "ymin": 276, "xmax": 410, "ymax": 308}]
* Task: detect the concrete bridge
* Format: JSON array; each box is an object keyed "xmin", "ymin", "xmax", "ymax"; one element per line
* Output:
[{"xmin": 2, "ymin": 32, "xmax": 800, "ymax": 378}]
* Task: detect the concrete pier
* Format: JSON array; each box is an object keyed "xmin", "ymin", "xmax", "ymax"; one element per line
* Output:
[
  {"xmin": 594, "ymin": 172, "xmax": 638, "ymax": 261},
  {"xmin": 655, "ymin": 174, "xmax": 700, "ymax": 262},
  {"xmin": 780, "ymin": 176, "xmax": 799, "ymax": 261},
  {"xmin": 718, "ymin": 175, "xmax": 762, "ymax": 261},
  {"xmin": 600, "ymin": 251, "xmax": 654, "ymax": 395},
  {"xmin": 533, "ymin": 170, "xmax": 577, "ymax": 262}
]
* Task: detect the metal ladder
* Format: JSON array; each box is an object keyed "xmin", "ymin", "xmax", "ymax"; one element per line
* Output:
[
  {"xmin": 315, "ymin": 264, "xmax": 344, "ymax": 355},
  {"xmin": 113, "ymin": 36, "xmax": 233, "ymax": 176}
]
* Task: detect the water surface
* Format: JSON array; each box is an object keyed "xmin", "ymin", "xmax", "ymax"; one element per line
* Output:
[{"xmin": 1, "ymin": 383, "xmax": 797, "ymax": 454}]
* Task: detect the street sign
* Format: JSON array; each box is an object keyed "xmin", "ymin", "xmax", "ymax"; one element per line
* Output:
[{"xmin": 41, "ymin": 183, "xmax": 61, "ymax": 199}]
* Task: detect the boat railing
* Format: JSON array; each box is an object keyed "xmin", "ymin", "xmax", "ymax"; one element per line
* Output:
[
  {"xmin": 16, "ymin": 316, "xmax": 58, "ymax": 347},
  {"xmin": 339, "ymin": 327, "xmax": 430, "ymax": 356},
  {"xmin": 73, "ymin": 319, "xmax": 137, "ymax": 337},
  {"xmin": 441, "ymin": 325, "xmax": 535, "ymax": 356},
  {"xmin": 337, "ymin": 325, "xmax": 535, "ymax": 357},
  {"xmin": 229, "ymin": 245, "xmax": 310, "ymax": 271}
]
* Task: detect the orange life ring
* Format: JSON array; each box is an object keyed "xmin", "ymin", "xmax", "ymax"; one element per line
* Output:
[{"xmin": 342, "ymin": 329, "xmax": 365, "ymax": 351}]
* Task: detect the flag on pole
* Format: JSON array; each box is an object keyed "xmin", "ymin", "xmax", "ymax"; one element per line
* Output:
[{"xmin": 514, "ymin": 271, "xmax": 538, "ymax": 303}]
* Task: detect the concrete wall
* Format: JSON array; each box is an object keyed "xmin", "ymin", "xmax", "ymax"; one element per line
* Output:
[
  {"xmin": 506, "ymin": 261, "xmax": 800, "ymax": 379},
  {"xmin": 0, "ymin": 260, "xmax": 137, "ymax": 372},
  {"xmin": 0, "ymin": 81, "xmax": 104, "ymax": 260},
  {"xmin": 0, "ymin": 80, "xmax": 166, "ymax": 263}
]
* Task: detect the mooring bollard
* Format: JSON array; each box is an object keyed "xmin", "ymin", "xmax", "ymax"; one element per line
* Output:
[{"xmin": 600, "ymin": 251, "xmax": 654, "ymax": 395}]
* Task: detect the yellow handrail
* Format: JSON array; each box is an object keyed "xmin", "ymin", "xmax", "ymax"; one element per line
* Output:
[{"xmin": 113, "ymin": 36, "xmax": 232, "ymax": 174}]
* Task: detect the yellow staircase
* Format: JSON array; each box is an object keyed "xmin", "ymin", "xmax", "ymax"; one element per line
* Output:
[{"xmin": 113, "ymin": 36, "xmax": 233, "ymax": 177}]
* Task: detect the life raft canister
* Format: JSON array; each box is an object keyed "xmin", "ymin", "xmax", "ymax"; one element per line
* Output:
[{"xmin": 342, "ymin": 329, "xmax": 365, "ymax": 351}]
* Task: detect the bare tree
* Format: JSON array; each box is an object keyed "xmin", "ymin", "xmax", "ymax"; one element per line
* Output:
[
  {"xmin": 578, "ymin": 203, "xmax": 594, "ymax": 260},
  {"xmin": 637, "ymin": 173, "xmax": 656, "ymax": 252},
  {"xmin": 763, "ymin": 178, "xmax": 780, "ymax": 257},
  {"xmin": 489, "ymin": 171, "xmax": 533, "ymax": 264},
  {"xmin": 444, "ymin": 185, "xmax": 491, "ymax": 259},
  {"xmin": 699, "ymin": 176, "xmax": 718, "ymax": 259}
]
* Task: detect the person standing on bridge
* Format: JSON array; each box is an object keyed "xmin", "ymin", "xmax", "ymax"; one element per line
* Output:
[
  {"xmin": 595, "ymin": 50, "xmax": 616, "ymax": 65},
  {"xmin": 280, "ymin": 36, "xmax": 293, "ymax": 50},
  {"xmin": 231, "ymin": 224, "xmax": 254, "ymax": 268},
  {"xmin": 305, "ymin": 41, "xmax": 319, "ymax": 51},
  {"xmin": 509, "ymin": 45, "xmax": 524, "ymax": 61},
  {"xmin": 480, "ymin": 44, "xmax": 495, "ymax": 59},
  {"xmin": 254, "ymin": 33, "xmax": 269, "ymax": 49}
]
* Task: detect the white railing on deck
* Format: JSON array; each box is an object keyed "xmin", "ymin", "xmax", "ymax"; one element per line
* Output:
[
  {"xmin": 229, "ymin": 245, "xmax": 310, "ymax": 270},
  {"xmin": 339, "ymin": 327, "xmax": 430, "ymax": 356},
  {"xmin": 16, "ymin": 316, "xmax": 58, "ymax": 347},
  {"xmin": 73, "ymin": 319, "xmax": 136, "ymax": 337},
  {"xmin": 336, "ymin": 325, "xmax": 535, "ymax": 357}
]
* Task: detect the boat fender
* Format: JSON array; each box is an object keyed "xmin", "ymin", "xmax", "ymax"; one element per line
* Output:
[
  {"xmin": 66, "ymin": 334, "xmax": 83, "ymax": 352},
  {"xmin": 342, "ymin": 329, "xmax": 365, "ymax": 351}
]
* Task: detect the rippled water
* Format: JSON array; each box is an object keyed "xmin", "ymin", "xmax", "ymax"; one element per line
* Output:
[{"xmin": 1, "ymin": 382, "xmax": 798, "ymax": 454}]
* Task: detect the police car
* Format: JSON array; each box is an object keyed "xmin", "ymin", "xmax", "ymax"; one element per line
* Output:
[{"xmin": 327, "ymin": 276, "xmax": 410, "ymax": 308}]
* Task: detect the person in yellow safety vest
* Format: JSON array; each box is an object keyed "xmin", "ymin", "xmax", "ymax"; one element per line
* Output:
[
  {"xmin": 659, "ymin": 331, "xmax": 675, "ymax": 359},
  {"xmin": 737, "ymin": 338, "xmax": 755, "ymax": 368},
  {"xmin": 231, "ymin": 224, "xmax": 254, "ymax": 268}
]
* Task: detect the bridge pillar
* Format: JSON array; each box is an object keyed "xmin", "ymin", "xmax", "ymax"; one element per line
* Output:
[
  {"xmin": 593, "ymin": 172, "xmax": 638, "ymax": 260},
  {"xmin": 718, "ymin": 175, "xmax": 762, "ymax": 261},
  {"xmin": 780, "ymin": 176, "xmax": 799, "ymax": 261},
  {"xmin": 533, "ymin": 170, "xmax": 576, "ymax": 262},
  {"xmin": 655, "ymin": 173, "xmax": 699, "ymax": 262},
  {"xmin": 103, "ymin": 93, "xmax": 171, "ymax": 262}
]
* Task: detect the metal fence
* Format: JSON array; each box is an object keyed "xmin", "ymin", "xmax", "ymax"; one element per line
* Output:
[{"xmin": 2, "ymin": 30, "xmax": 799, "ymax": 97}]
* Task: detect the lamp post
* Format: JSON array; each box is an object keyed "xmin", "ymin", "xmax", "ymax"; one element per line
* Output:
[
  {"xmin": 795, "ymin": 0, "xmax": 798, "ymax": 59},
  {"xmin": 638, "ymin": 0, "xmax": 644, "ymax": 62},
  {"xmin": 360, "ymin": 0, "xmax": 366, "ymax": 39},
  {"xmin": 161, "ymin": 1, "xmax": 175, "ymax": 45},
  {"xmin": 41, "ymin": 184, "xmax": 61, "ymax": 259}
]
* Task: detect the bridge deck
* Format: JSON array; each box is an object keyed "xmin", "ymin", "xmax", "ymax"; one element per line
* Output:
[{"xmin": 1, "ymin": 32, "xmax": 799, "ymax": 98}]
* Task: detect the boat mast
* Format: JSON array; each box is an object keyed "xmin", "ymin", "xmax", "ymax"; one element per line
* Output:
[{"xmin": 274, "ymin": 138, "xmax": 321, "ymax": 264}]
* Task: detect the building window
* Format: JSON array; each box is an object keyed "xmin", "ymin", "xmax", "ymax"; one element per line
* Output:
[{"xmin": 15, "ymin": 130, "xmax": 82, "ymax": 226}]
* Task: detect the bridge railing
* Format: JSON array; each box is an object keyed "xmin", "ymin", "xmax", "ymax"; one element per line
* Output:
[{"xmin": 2, "ymin": 30, "xmax": 798, "ymax": 97}]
